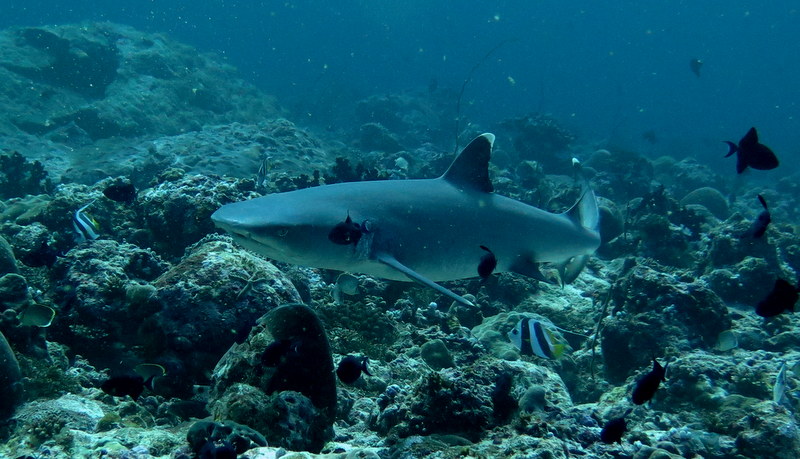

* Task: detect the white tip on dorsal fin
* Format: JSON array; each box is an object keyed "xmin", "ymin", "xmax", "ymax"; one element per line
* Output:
[{"xmin": 441, "ymin": 133, "xmax": 494, "ymax": 193}]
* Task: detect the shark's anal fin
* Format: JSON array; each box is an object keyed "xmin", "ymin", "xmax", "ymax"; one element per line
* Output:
[{"xmin": 376, "ymin": 253, "xmax": 475, "ymax": 307}]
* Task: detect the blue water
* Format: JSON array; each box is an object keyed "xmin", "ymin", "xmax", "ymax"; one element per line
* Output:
[{"xmin": 5, "ymin": 1, "xmax": 798, "ymax": 172}]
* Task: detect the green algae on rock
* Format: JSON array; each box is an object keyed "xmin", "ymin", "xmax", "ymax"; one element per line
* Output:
[{"xmin": 0, "ymin": 330, "xmax": 22, "ymax": 419}]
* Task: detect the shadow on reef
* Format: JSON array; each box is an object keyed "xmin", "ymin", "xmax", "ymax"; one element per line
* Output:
[{"xmin": 208, "ymin": 303, "xmax": 336, "ymax": 453}]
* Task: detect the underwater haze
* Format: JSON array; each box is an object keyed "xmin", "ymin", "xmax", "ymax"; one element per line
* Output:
[
  {"xmin": 4, "ymin": 1, "xmax": 799, "ymax": 170},
  {"xmin": 2, "ymin": 1, "xmax": 800, "ymax": 458}
]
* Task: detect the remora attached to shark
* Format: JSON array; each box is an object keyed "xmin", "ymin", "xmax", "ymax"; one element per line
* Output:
[{"xmin": 212, "ymin": 134, "xmax": 600, "ymax": 306}]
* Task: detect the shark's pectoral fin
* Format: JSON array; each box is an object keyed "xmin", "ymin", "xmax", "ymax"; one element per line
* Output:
[
  {"xmin": 376, "ymin": 253, "xmax": 475, "ymax": 307},
  {"xmin": 557, "ymin": 255, "xmax": 590, "ymax": 285}
]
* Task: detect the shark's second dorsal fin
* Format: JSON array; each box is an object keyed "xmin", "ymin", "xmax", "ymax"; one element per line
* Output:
[{"xmin": 441, "ymin": 133, "xmax": 494, "ymax": 193}]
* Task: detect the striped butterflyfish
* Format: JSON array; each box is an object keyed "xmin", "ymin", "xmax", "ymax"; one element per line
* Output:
[{"xmin": 507, "ymin": 317, "xmax": 567, "ymax": 359}]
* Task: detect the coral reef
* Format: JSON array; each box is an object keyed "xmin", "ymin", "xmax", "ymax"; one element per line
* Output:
[
  {"xmin": 0, "ymin": 152, "xmax": 52, "ymax": 199},
  {"xmin": 0, "ymin": 330, "xmax": 22, "ymax": 420},
  {"xmin": 498, "ymin": 114, "xmax": 576, "ymax": 173},
  {"xmin": 209, "ymin": 303, "xmax": 335, "ymax": 453}
]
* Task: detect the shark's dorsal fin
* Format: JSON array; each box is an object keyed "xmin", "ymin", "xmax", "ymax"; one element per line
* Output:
[
  {"xmin": 376, "ymin": 253, "xmax": 475, "ymax": 307},
  {"xmin": 441, "ymin": 133, "xmax": 494, "ymax": 193}
]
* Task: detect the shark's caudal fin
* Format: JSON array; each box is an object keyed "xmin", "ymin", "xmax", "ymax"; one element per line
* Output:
[
  {"xmin": 557, "ymin": 159, "xmax": 600, "ymax": 284},
  {"xmin": 376, "ymin": 253, "xmax": 475, "ymax": 307},
  {"xmin": 441, "ymin": 133, "xmax": 495, "ymax": 193}
]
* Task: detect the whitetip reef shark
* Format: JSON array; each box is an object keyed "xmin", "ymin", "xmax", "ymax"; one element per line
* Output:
[{"xmin": 212, "ymin": 133, "xmax": 600, "ymax": 307}]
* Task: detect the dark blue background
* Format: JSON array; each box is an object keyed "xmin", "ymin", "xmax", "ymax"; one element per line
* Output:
[{"xmin": 4, "ymin": 1, "xmax": 798, "ymax": 171}]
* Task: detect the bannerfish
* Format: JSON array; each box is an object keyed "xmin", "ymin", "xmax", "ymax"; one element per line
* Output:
[
  {"xmin": 756, "ymin": 279, "xmax": 799, "ymax": 318},
  {"xmin": 507, "ymin": 317, "xmax": 567, "ymax": 359},
  {"xmin": 741, "ymin": 194, "xmax": 771, "ymax": 239},
  {"xmin": 73, "ymin": 201, "xmax": 100, "ymax": 242},
  {"xmin": 336, "ymin": 355, "xmax": 371, "ymax": 384},
  {"xmin": 632, "ymin": 358, "xmax": 667, "ymax": 405},
  {"xmin": 212, "ymin": 133, "xmax": 600, "ymax": 308},
  {"xmin": 774, "ymin": 362, "xmax": 788, "ymax": 405},
  {"xmin": 103, "ymin": 182, "xmax": 137, "ymax": 203},
  {"xmin": 478, "ymin": 245, "xmax": 497, "ymax": 279},
  {"xmin": 600, "ymin": 408, "xmax": 633, "ymax": 444},
  {"xmin": 723, "ymin": 127, "xmax": 779, "ymax": 174},
  {"xmin": 689, "ymin": 58, "xmax": 703, "ymax": 77}
]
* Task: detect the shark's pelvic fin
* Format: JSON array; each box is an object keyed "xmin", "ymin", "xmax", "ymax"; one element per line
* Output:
[
  {"xmin": 557, "ymin": 255, "xmax": 590, "ymax": 285},
  {"xmin": 376, "ymin": 253, "xmax": 475, "ymax": 307},
  {"xmin": 441, "ymin": 133, "xmax": 495, "ymax": 193},
  {"xmin": 557, "ymin": 161, "xmax": 600, "ymax": 285},
  {"xmin": 508, "ymin": 255, "xmax": 553, "ymax": 284}
]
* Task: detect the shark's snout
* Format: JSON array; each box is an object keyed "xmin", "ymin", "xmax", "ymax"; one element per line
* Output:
[{"xmin": 211, "ymin": 203, "xmax": 257, "ymax": 238}]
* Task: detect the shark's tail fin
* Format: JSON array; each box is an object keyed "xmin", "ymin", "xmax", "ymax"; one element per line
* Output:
[{"xmin": 558, "ymin": 159, "xmax": 600, "ymax": 284}]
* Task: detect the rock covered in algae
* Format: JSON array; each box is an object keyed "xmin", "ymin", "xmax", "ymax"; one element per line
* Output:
[
  {"xmin": 186, "ymin": 419, "xmax": 267, "ymax": 457},
  {"xmin": 0, "ymin": 330, "xmax": 22, "ymax": 419},
  {"xmin": 602, "ymin": 261, "xmax": 731, "ymax": 383},
  {"xmin": 680, "ymin": 186, "xmax": 729, "ymax": 220},
  {"xmin": 209, "ymin": 303, "xmax": 336, "ymax": 453},
  {"xmin": 0, "ymin": 234, "xmax": 18, "ymax": 275}
]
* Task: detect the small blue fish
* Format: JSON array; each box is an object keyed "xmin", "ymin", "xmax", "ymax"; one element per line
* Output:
[{"xmin": 73, "ymin": 200, "xmax": 100, "ymax": 242}]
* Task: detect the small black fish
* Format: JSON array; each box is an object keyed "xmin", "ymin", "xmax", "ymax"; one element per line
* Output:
[
  {"xmin": 261, "ymin": 339, "xmax": 300, "ymax": 367},
  {"xmin": 199, "ymin": 440, "xmax": 238, "ymax": 459},
  {"xmin": 724, "ymin": 127, "xmax": 779, "ymax": 174},
  {"xmin": 631, "ymin": 358, "xmax": 667, "ymax": 405},
  {"xmin": 101, "ymin": 374, "xmax": 154, "ymax": 401},
  {"xmin": 755, "ymin": 279, "xmax": 799, "ymax": 318},
  {"xmin": 600, "ymin": 408, "xmax": 632, "ymax": 444},
  {"xmin": 689, "ymin": 58, "xmax": 703, "ymax": 77},
  {"xmin": 20, "ymin": 241, "xmax": 60, "ymax": 268},
  {"xmin": 642, "ymin": 130, "xmax": 657, "ymax": 144},
  {"xmin": 328, "ymin": 214, "xmax": 363, "ymax": 245},
  {"xmin": 478, "ymin": 245, "xmax": 497, "ymax": 279},
  {"xmin": 741, "ymin": 194, "xmax": 771, "ymax": 239},
  {"xmin": 103, "ymin": 182, "xmax": 137, "ymax": 203},
  {"xmin": 336, "ymin": 355, "xmax": 371, "ymax": 384}
]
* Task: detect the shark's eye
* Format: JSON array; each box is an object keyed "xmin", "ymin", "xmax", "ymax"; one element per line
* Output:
[{"xmin": 277, "ymin": 228, "xmax": 289, "ymax": 237}]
